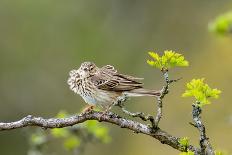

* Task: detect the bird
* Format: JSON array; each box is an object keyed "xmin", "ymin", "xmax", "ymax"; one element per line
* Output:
[{"xmin": 67, "ymin": 62, "xmax": 160, "ymax": 113}]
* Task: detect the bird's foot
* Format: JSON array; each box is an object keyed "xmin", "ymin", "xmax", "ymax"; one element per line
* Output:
[
  {"xmin": 82, "ymin": 105, "xmax": 94, "ymax": 114},
  {"xmin": 99, "ymin": 106, "xmax": 112, "ymax": 121}
]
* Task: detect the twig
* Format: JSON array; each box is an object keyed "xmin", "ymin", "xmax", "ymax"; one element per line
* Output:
[
  {"xmin": 114, "ymin": 96, "xmax": 155, "ymax": 125},
  {"xmin": 154, "ymin": 97, "xmax": 163, "ymax": 128},
  {"xmin": 0, "ymin": 111, "xmax": 202, "ymax": 154},
  {"xmin": 116, "ymin": 103, "xmax": 155, "ymax": 126},
  {"xmin": 153, "ymin": 69, "xmax": 181, "ymax": 128},
  {"xmin": 192, "ymin": 104, "xmax": 214, "ymax": 155},
  {"xmin": 115, "ymin": 69, "xmax": 181, "ymax": 129}
]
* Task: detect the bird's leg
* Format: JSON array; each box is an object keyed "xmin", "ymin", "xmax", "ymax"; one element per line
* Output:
[
  {"xmin": 82, "ymin": 105, "xmax": 94, "ymax": 113},
  {"xmin": 98, "ymin": 104, "xmax": 114, "ymax": 121},
  {"xmin": 101, "ymin": 105, "xmax": 112, "ymax": 115},
  {"xmin": 114, "ymin": 94, "xmax": 128, "ymax": 107},
  {"xmin": 99, "ymin": 95, "xmax": 128, "ymax": 120}
]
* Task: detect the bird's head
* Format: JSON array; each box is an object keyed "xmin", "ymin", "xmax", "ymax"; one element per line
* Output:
[
  {"xmin": 67, "ymin": 62, "xmax": 97, "ymax": 93},
  {"xmin": 77, "ymin": 62, "xmax": 97, "ymax": 78}
]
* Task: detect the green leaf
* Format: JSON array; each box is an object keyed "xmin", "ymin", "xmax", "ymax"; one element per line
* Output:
[
  {"xmin": 51, "ymin": 110, "xmax": 71, "ymax": 138},
  {"xmin": 85, "ymin": 120, "xmax": 111, "ymax": 143},
  {"xmin": 56, "ymin": 110, "xmax": 69, "ymax": 118},
  {"xmin": 51, "ymin": 128, "xmax": 70, "ymax": 138},
  {"xmin": 182, "ymin": 78, "xmax": 221, "ymax": 107},
  {"xmin": 214, "ymin": 150, "xmax": 229, "ymax": 155},
  {"xmin": 148, "ymin": 51, "xmax": 160, "ymax": 60},
  {"xmin": 63, "ymin": 136, "xmax": 80, "ymax": 150},
  {"xmin": 179, "ymin": 137, "xmax": 189, "ymax": 147},
  {"xmin": 209, "ymin": 11, "xmax": 232, "ymax": 35},
  {"xmin": 85, "ymin": 120, "xmax": 98, "ymax": 130},
  {"xmin": 179, "ymin": 151, "xmax": 194, "ymax": 155},
  {"xmin": 94, "ymin": 127, "xmax": 111, "ymax": 143},
  {"xmin": 215, "ymin": 151, "xmax": 223, "ymax": 155},
  {"xmin": 147, "ymin": 50, "xmax": 189, "ymax": 70},
  {"xmin": 30, "ymin": 132, "xmax": 47, "ymax": 146}
]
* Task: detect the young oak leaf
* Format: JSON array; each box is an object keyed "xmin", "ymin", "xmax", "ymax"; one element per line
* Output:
[
  {"xmin": 214, "ymin": 150, "xmax": 229, "ymax": 155},
  {"xmin": 209, "ymin": 11, "xmax": 232, "ymax": 35},
  {"xmin": 85, "ymin": 120, "xmax": 111, "ymax": 143},
  {"xmin": 182, "ymin": 78, "xmax": 221, "ymax": 107},
  {"xmin": 179, "ymin": 137, "xmax": 189, "ymax": 148},
  {"xmin": 63, "ymin": 136, "xmax": 81, "ymax": 151},
  {"xmin": 179, "ymin": 151, "xmax": 194, "ymax": 155},
  {"xmin": 147, "ymin": 50, "xmax": 189, "ymax": 70},
  {"xmin": 51, "ymin": 110, "xmax": 70, "ymax": 138}
]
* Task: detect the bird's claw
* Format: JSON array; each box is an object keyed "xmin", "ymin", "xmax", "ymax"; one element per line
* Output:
[{"xmin": 81, "ymin": 105, "xmax": 94, "ymax": 114}]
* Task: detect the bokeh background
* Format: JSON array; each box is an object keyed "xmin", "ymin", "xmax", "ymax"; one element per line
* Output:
[{"xmin": 0, "ymin": 0, "xmax": 232, "ymax": 154}]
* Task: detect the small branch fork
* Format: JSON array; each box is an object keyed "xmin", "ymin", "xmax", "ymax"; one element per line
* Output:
[
  {"xmin": 116, "ymin": 68, "xmax": 181, "ymax": 129},
  {"xmin": 154, "ymin": 68, "xmax": 181, "ymax": 128},
  {"xmin": 116, "ymin": 102, "xmax": 155, "ymax": 125},
  {"xmin": 190, "ymin": 104, "xmax": 215, "ymax": 155},
  {"xmin": 154, "ymin": 68, "xmax": 170, "ymax": 128},
  {"xmin": 154, "ymin": 69, "xmax": 181, "ymax": 128},
  {"xmin": 0, "ymin": 111, "xmax": 201, "ymax": 154}
]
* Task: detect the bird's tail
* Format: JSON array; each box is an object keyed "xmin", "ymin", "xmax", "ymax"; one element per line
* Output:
[{"xmin": 124, "ymin": 88, "xmax": 161, "ymax": 97}]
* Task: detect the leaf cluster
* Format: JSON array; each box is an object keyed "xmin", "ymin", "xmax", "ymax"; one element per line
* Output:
[
  {"xmin": 182, "ymin": 79, "xmax": 221, "ymax": 107},
  {"xmin": 214, "ymin": 150, "xmax": 230, "ymax": 155},
  {"xmin": 147, "ymin": 50, "xmax": 189, "ymax": 70},
  {"xmin": 179, "ymin": 137, "xmax": 189, "ymax": 148},
  {"xmin": 85, "ymin": 120, "xmax": 111, "ymax": 143},
  {"xmin": 50, "ymin": 111, "xmax": 81, "ymax": 151},
  {"xmin": 179, "ymin": 151, "xmax": 194, "ymax": 155},
  {"xmin": 209, "ymin": 11, "xmax": 232, "ymax": 35},
  {"xmin": 29, "ymin": 110, "xmax": 110, "ymax": 154}
]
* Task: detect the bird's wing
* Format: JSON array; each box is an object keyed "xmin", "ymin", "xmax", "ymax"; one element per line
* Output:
[
  {"xmin": 90, "ymin": 65, "xmax": 143, "ymax": 91},
  {"xmin": 101, "ymin": 65, "xmax": 117, "ymax": 74}
]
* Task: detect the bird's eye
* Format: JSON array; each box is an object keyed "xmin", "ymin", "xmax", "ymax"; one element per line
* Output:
[
  {"xmin": 83, "ymin": 68, "xmax": 88, "ymax": 71},
  {"xmin": 76, "ymin": 73, "xmax": 80, "ymax": 78}
]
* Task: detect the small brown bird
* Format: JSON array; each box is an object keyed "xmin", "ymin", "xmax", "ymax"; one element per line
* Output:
[{"xmin": 67, "ymin": 62, "xmax": 160, "ymax": 112}]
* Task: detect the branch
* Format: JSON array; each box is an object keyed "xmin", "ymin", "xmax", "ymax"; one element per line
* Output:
[
  {"xmin": 115, "ymin": 70, "xmax": 181, "ymax": 129},
  {"xmin": 154, "ymin": 69, "xmax": 181, "ymax": 128},
  {"xmin": 0, "ymin": 111, "xmax": 201, "ymax": 154},
  {"xmin": 115, "ymin": 70, "xmax": 171, "ymax": 128},
  {"xmin": 191, "ymin": 104, "xmax": 214, "ymax": 155},
  {"xmin": 115, "ymin": 101, "xmax": 155, "ymax": 126}
]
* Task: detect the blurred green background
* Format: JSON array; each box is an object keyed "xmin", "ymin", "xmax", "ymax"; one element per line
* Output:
[{"xmin": 0, "ymin": 0, "xmax": 232, "ymax": 154}]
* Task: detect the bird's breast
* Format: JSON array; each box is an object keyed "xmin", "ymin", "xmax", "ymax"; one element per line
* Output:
[
  {"xmin": 81, "ymin": 94, "xmax": 97, "ymax": 105},
  {"xmin": 79, "ymin": 79, "xmax": 98, "ymax": 105}
]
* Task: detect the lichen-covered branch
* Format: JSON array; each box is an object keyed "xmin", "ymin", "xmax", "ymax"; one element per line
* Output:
[
  {"xmin": 154, "ymin": 69, "xmax": 181, "ymax": 128},
  {"xmin": 0, "ymin": 111, "xmax": 201, "ymax": 154},
  {"xmin": 115, "ymin": 70, "xmax": 171, "ymax": 128},
  {"xmin": 115, "ymin": 101, "xmax": 155, "ymax": 126},
  {"xmin": 192, "ymin": 104, "xmax": 214, "ymax": 155},
  {"xmin": 116, "ymin": 70, "xmax": 181, "ymax": 129}
]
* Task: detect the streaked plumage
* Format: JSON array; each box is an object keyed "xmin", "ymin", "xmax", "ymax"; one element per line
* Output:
[{"xmin": 67, "ymin": 62, "xmax": 160, "ymax": 110}]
